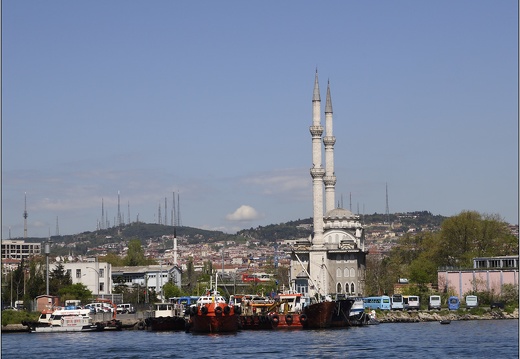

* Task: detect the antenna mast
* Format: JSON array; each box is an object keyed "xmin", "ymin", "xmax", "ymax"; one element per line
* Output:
[
  {"xmin": 164, "ymin": 197, "xmax": 167, "ymax": 226},
  {"xmin": 23, "ymin": 192, "xmax": 28, "ymax": 238},
  {"xmin": 101, "ymin": 198, "xmax": 105, "ymax": 229},
  {"xmin": 177, "ymin": 193, "xmax": 181, "ymax": 226},
  {"xmin": 117, "ymin": 191, "xmax": 122, "ymax": 227},
  {"xmin": 385, "ymin": 182, "xmax": 390, "ymax": 224}
]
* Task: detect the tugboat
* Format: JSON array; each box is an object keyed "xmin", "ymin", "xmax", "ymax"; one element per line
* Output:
[{"xmin": 187, "ymin": 274, "xmax": 239, "ymax": 333}]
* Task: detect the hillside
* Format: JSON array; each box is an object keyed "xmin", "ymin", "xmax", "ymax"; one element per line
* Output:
[{"xmin": 19, "ymin": 211, "xmax": 447, "ymax": 256}]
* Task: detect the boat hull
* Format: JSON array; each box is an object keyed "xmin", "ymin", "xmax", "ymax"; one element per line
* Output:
[
  {"xmin": 302, "ymin": 301, "xmax": 336, "ymax": 329},
  {"xmin": 189, "ymin": 303, "xmax": 239, "ymax": 333},
  {"xmin": 31, "ymin": 324, "xmax": 100, "ymax": 333},
  {"xmin": 146, "ymin": 316, "xmax": 186, "ymax": 331},
  {"xmin": 330, "ymin": 299, "xmax": 355, "ymax": 327},
  {"xmin": 239, "ymin": 315, "xmax": 274, "ymax": 330},
  {"xmin": 270, "ymin": 312, "xmax": 304, "ymax": 329}
]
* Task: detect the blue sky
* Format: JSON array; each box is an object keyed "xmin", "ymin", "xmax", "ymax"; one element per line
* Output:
[{"xmin": 2, "ymin": 1, "xmax": 518, "ymax": 238}]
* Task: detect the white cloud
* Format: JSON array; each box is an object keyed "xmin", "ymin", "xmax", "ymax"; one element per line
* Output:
[{"xmin": 226, "ymin": 205, "xmax": 262, "ymax": 221}]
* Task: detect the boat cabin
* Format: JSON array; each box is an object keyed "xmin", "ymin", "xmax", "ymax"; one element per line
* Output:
[{"xmin": 196, "ymin": 295, "xmax": 227, "ymax": 306}]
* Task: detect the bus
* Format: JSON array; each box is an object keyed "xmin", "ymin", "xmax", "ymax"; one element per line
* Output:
[
  {"xmin": 363, "ymin": 296, "xmax": 391, "ymax": 310},
  {"xmin": 428, "ymin": 295, "xmax": 442, "ymax": 310},
  {"xmin": 391, "ymin": 294, "xmax": 404, "ymax": 310},
  {"xmin": 448, "ymin": 296, "xmax": 460, "ymax": 310},
  {"xmin": 403, "ymin": 295, "xmax": 420, "ymax": 311},
  {"xmin": 465, "ymin": 295, "xmax": 478, "ymax": 309}
]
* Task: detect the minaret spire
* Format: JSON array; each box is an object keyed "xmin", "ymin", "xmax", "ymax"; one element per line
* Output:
[
  {"xmin": 310, "ymin": 70, "xmax": 325, "ymax": 247},
  {"xmin": 323, "ymin": 79, "xmax": 337, "ymax": 213}
]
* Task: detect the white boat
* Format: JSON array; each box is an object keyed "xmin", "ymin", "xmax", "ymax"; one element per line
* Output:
[
  {"xmin": 28, "ymin": 307, "xmax": 100, "ymax": 333},
  {"xmin": 348, "ymin": 297, "xmax": 370, "ymax": 326}
]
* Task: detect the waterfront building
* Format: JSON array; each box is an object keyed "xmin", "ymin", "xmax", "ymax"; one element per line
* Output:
[{"xmin": 289, "ymin": 71, "xmax": 367, "ymax": 299}]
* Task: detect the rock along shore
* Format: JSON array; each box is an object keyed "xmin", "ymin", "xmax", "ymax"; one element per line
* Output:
[{"xmin": 376, "ymin": 308, "xmax": 519, "ymax": 323}]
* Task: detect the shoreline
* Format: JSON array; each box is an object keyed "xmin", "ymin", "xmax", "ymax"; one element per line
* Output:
[
  {"xmin": 2, "ymin": 309, "xmax": 518, "ymax": 332},
  {"xmin": 375, "ymin": 308, "xmax": 519, "ymax": 323}
]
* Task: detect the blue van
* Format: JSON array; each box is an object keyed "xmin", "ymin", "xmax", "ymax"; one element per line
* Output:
[{"xmin": 448, "ymin": 296, "xmax": 460, "ymax": 310}]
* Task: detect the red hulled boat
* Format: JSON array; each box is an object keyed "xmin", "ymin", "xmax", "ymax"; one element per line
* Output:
[{"xmin": 188, "ymin": 293, "xmax": 239, "ymax": 333}]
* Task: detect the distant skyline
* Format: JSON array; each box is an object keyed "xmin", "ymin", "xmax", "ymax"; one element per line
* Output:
[{"xmin": 2, "ymin": 1, "xmax": 518, "ymax": 238}]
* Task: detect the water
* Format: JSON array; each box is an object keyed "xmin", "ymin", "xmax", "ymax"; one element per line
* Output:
[{"xmin": 2, "ymin": 320, "xmax": 518, "ymax": 358}]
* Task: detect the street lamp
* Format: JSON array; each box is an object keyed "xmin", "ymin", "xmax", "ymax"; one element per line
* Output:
[
  {"xmin": 86, "ymin": 266, "xmax": 100, "ymax": 296},
  {"xmin": 44, "ymin": 238, "xmax": 52, "ymax": 295}
]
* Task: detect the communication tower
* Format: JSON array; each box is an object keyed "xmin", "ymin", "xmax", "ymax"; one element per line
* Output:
[
  {"xmin": 385, "ymin": 182, "xmax": 390, "ymax": 224},
  {"xmin": 117, "ymin": 191, "xmax": 122, "ymax": 227},
  {"xmin": 23, "ymin": 192, "xmax": 28, "ymax": 238}
]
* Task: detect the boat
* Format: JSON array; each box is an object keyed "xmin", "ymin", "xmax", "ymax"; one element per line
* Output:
[
  {"xmin": 348, "ymin": 297, "xmax": 370, "ymax": 326},
  {"xmin": 440, "ymin": 319, "xmax": 452, "ymax": 324},
  {"xmin": 269, "ymin": 292, "xmax": 306, "ymax": 329},
  {"xmin": 145, "ymin": 302, "xmax": 187, "ymax": 331},
  {"xmin": 187, "ymin": 293, "xmax": 240, "ymax": 333},
  {"xmin": 301, "ymin": 298, "xmax": 336, "ymax": 329},
  {"xmin": 187, "ymin": 273, "xmax": 239, "ymax": 334},
  {"xmin": 236, "ymin": 295, "xmax": 277, "ymax": 330},
  {"xmin": 24, "ymin": 307, "xmax": 101, "ymax": 333},
  {"xmin": 330, "ymin": 297, "xmax": 356, "ymax": 327}
]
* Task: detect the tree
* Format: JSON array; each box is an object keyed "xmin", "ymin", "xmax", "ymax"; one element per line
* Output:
[
  {"xmin": 439, "ymin": 211, "xmax": 518, "ymax": 268},
  {"xmin": 163, "ymin": 282, "xmax": 184, "ymax": 299},
  {"xmin": 124, "ymin": 239, "xmax": 155, "ymax": 266},
  {"xmin": 49, "ymin": 263, "xmax": 72, "ymax": 296},
  {"xmin": 99, "ymin": 253, "xmax": 124, "ymax": 267},
  {"xmin": 24, "ymin": 257, "xmax": 46, "ymax": 304},
  {"xmin": 58, "ymin": 283, "xmax": 92, "ymax": 303}
]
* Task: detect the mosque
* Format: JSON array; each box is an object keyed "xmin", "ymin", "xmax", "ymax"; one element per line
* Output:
[{"xmin": 289, "ymin": 70, "xmax": 367, "ymax": 299}]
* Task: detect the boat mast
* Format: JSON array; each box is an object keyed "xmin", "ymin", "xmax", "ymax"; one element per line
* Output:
[{"xmin": 292, "ymin": 251, "xmax": 323, "ymax": 298}]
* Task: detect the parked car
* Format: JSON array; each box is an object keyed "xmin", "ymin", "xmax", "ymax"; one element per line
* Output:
[{"xmin": 116, "ymin": 303, "xmax": 135, "ymax": 314}]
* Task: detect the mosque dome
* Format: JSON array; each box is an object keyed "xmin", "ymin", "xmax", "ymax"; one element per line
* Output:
[{"xmin": 324, "ymin": 208, "xmax": 357, "ymax": 220}]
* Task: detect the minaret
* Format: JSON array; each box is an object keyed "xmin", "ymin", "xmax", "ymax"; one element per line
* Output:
[
  {"xmin": 309, "ymin": 69, "xmax": 325, "ymax": 247},
  {"xmin": 323, "ymin": 79, "xmax": 336, "ymax": 213},
  {"xmin": 173, "ymin": 227, "xmax": 178, "ymax": 266},
  {"xmin": 23, "ymin": 192, "xmax": 28, "ymax": 238}
]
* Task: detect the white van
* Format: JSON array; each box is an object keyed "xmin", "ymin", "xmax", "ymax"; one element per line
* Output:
[
  {"xmin": 116, "ymin": 303, "xmax": 135, "ymax": 314},
  {"xmin": 465, "ymin": 295, "xmax": 478, "ymax": 309},
  {"xmin": 428, "ymin": 295, "xmax": 442, "ymax": 310}
]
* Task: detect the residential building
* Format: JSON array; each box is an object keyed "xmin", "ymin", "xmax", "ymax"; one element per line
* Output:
[{"xmin": 1, "ymin": 239, "xmax": 41, "ymax": 260}]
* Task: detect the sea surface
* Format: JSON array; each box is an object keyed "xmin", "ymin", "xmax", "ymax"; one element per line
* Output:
[{"xmin": 2, "ymin": 319, "xmax": 518, "ymax": 358}]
